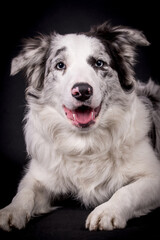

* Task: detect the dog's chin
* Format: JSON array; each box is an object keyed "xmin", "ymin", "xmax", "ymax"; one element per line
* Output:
[{"xmin": 63, "ymin": 104, "xmax": 101, "ymax": 130}]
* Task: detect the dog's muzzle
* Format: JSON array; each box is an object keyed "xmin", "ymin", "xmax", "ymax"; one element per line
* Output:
[{"xmin": 63, "ymin": 82, "xmax": 101, "ymax": 129}]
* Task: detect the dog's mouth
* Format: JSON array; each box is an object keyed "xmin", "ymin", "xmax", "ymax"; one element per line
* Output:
[{"xmin": 63, "ymin": 104, "xmax": 101, "ymax": 128}]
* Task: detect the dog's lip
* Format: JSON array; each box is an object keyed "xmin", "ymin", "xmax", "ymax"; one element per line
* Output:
[{"xmin": 63, "ymin": 104, "xmax": 101, "ymax": 128}]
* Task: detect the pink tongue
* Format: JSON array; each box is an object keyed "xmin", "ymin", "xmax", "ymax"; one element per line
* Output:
[{"xmin": 74, "ymin": 109, "xmax": 92, "ymax": 124}]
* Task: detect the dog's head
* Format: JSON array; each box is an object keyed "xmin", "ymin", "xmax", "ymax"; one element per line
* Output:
[{"xmin": 11, "ymin": 22, "xmax": 149, "ymax": 131}]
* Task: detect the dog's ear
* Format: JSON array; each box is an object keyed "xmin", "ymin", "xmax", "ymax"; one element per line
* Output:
[
  {"xmin": 89, "ymin": 22, "xmax": 150, "ymax": 92},
  {"xmin": 11, "ymin": 35, "xmax": 50, "ymax": 90}
]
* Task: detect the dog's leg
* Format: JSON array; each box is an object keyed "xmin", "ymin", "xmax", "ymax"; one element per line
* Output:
[
  {"xmin": 86, "ymin": 173, "xmax": 160, "ymax": 231},
  {"xmin": 0, "ymin": 164, "xmax": 53, "ymax": 231},
  {"xmin": 86, "ymin": 141, "xmax": 160, "ymax": 231}
]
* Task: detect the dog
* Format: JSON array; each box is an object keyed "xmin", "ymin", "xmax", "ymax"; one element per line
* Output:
[{"xmin": 0, "ymin": 21, "xmax": 160, "ymax": 231}]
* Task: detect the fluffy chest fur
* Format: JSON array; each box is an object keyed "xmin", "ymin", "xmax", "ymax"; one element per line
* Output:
[
  {"xmin": 28, "ymin": 138, "xmax": 132, "ymax": 208},
  {"xmin": 25, "ymin": 94, "xmax": 150, "ymax": 207}
]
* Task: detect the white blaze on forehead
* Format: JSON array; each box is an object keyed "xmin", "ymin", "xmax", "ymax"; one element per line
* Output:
[{"xmin": 51, "ymin": 33, "xmax": 111, "ymax": 64}]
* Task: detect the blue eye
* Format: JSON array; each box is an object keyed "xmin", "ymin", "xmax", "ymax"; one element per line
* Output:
[
  {"xmin": 56, "ymin": 62, "xmax": 66, "ymax": 70},
  {"xmin": 95, "ymin": 60, "xmax": 104, "ymax": 68}
]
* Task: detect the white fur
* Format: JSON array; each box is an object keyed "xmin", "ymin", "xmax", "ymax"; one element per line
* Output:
[{"xmin": 0, "ymin": 28, "xmax": 160, "ymax": 232}]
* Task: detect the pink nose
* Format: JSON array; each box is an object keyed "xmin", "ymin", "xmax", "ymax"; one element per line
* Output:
[{"xmin": 71, "ymin": 87, "xmax": 81, "ymax": 96}]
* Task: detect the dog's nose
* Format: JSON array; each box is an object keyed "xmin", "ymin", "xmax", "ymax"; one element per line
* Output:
[{"xmin": 71, "ymin": 83, "xmax": 93, "ymax": 101}]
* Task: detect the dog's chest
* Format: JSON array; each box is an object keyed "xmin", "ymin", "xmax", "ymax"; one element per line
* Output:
[{"xmin": 55, "ymin": 151, "xmax": 129, "ymax": 206}]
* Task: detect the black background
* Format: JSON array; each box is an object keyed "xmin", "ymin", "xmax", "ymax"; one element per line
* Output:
[{"xmin": 0, "ymin": 0, "xmax": 160, "ymax": 239}]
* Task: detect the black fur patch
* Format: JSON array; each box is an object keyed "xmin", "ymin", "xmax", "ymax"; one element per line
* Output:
[
  {"xmin": 27, "ymin": 92, "xmax": 39, "ymax": 99},
  {"xmin": 87, "ymin": 56, "xmax": 112, "ymax": 78},
  {"xmin": 55, "ymin": 47, "xmax": 66, "ymax": 57},
  {"xmin": 86, "ymin": 22, "xmax": 147, "ymax": 92}
]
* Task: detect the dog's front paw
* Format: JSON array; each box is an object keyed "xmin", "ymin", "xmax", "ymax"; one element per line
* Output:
[
  {"xmin": 85, "ymin": 203, "xmax": 127, "ymax": 231},
  {"xmin": 0, "ymin": 204, "xmax": 31, "ymax": 231}
]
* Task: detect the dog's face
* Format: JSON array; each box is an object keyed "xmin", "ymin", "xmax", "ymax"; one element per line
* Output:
[
  {"xmin": 11, "ymin": 22, "xmax": 149, "ymax": 131},
  {"xmin": 45, "ymin": 34, "xmax": 113, "ymax": 129}
]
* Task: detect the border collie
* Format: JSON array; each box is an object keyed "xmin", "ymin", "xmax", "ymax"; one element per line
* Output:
[{"xmin": 0, "ymin": 22, "xmax": 160, "ymax": 231}]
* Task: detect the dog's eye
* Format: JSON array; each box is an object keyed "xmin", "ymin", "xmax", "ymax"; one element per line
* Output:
[
  {"xmin": 95, "ymin": 60, "xmax": 104, "ymax": 68},
  {"xmin": 56, "ymin": 62, "xmax": 66, "ymax": 70}
]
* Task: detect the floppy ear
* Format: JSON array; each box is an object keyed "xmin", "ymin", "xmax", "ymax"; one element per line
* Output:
[
  {"xmin": 11, "ymin": 35, "xmax": 50, "ymax": 90},
  {"xmin": 89, "ymin": 22, "xmax": 150, "ymax": 92}
]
